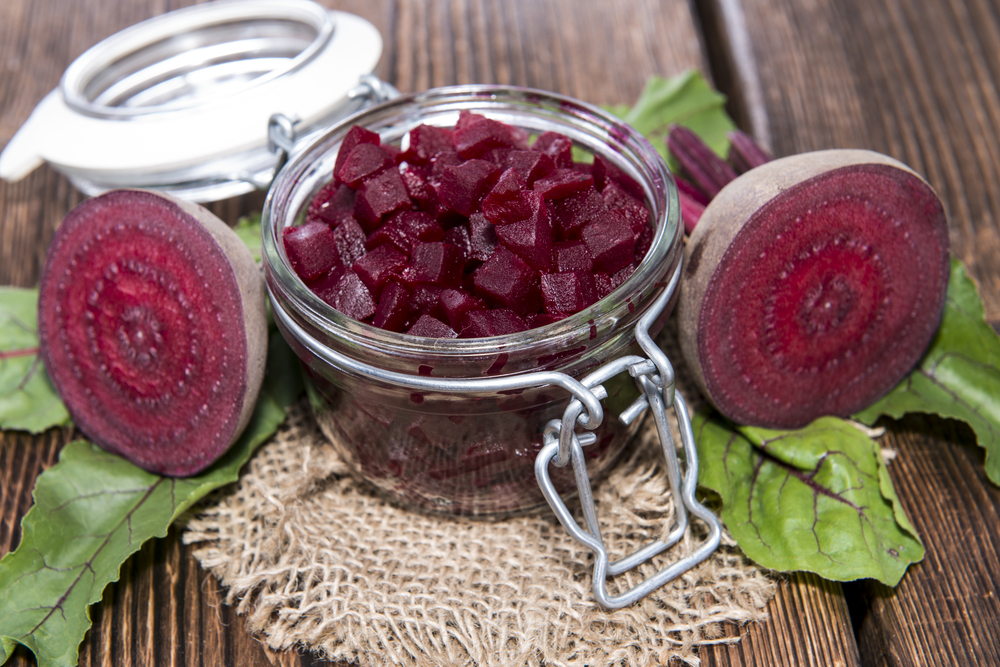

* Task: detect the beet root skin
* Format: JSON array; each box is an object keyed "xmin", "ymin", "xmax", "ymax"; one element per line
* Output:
[
  {"xmin": 679, "ymin": 149, "xmax": 950, "ymax": 429},
  {"xmin": 38, "ymin": 189, "xmax": 268, "ymax": 476}
]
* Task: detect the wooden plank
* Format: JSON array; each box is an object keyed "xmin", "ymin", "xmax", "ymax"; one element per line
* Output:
[{"xmin": 699, "ymin": 0, "xmax": 1000, "ymax": 664}]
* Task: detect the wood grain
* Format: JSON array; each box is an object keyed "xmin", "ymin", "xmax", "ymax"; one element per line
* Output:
[{"xmin": 2, "ymin": 0, "xmax": 999, "ymax": 664}]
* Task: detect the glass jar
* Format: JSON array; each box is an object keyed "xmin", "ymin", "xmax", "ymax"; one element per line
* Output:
[{"xmin": 261, "ymin": 85, "xmax": 682, "ymax": 517}]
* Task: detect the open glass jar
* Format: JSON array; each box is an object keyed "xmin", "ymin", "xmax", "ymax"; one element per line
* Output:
[{"xmin": 262, "ymin": 85, "xmax": 683, "ymax": 517}]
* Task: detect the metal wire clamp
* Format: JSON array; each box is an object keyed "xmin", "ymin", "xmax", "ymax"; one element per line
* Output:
[{"xmin": 269, "ymin": 259, "xmax": 721, "ymax": 609}]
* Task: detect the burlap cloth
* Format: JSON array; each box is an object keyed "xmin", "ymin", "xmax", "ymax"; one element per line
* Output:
[{"xmin": 182, "ymin": 326, "xmax": 776, "ymax": 667}]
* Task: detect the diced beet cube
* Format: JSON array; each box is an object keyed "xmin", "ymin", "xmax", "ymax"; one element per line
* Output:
[
  {"xmin": 581, "ymin": 213, "xmax": 637, "ymax": 274},
  {"xmin": 437, "ymin": 159, "xmax": 501, "ymax": 216},
  {"xmin": 438, "ymin": 288, "xmax": 486, "ymax": 329},
  {"xmin": 404, "ymin": 242, "xmax": 465, "ymax": 287},
  {"xmin": 468, "ymin": 212, "xmax": 497, "ymax": 263},
  {"xmin": 592, "ymin": 153, "xmax": 644, "ymax": 200},
  {"xmin": 400, "ymin": 165, "xmax": 440, "ymax": 213},
  {"xmin": 602, "ymin": 179, "xmax": 650, "ymax": 235},
  {"xmin": 540, "ymin": 271, "xmax": 597, "ymax": 315},
  {"xmin": 282, "ymin": 222, "xmax": 342, "ymax": 283},
  {"xmin": 473, "ymin": 246, "xmax": 540, "ymax": 316},
  {"xmin": 482, "ymin": 167, "xmax": 532, "ymax": 224},
  {"xmin": 494, "ymin": 192, "xmax": 552, "ymax": 272},
  {"xmin": 532, "ymin": 131, "xmax": 574, "ymax": 168},
  {"xmin": 455, "ymin": 115, "xmax": 518, "ymax": 158},
  {"xmin": 353, "ymin": 168, "xmax": 411, "ymax": 231},
  {"xmin": 401, "ymin": 124, "xmax": 455, "ymax": 165},
  {"xmin": 337, "ymin": 143, "xmax": 394, "ymax": 187},
  {"xmin": 499, "ymin": 149, "xmax": 556, "ymax": 186},
  {"xmin": 333, "ymin": 125, "xmax": 381, "ymax": 185},
  {"xmin": 533, "ymin": 168, "xmax": 595, "ymax": 199},
  {"xmin": 443, "ymin": 223, "xmax": 472, "ymax": 265},
  {"xmin": 408, "ymin": 285, "xmax": 445, "ymax": 321},
  {"xmin": 331, "ymin": 217, "xmax": 368, "ymax": 266},
  {"xmin": 372, "ymin": 281, "xmax": 412, "ymax": 332},
  {"xmin": 367, "ymin": 210, "xmax": 443, "ymax": 254},
  {"xmin": 311, "ymin": 269, "xmax": 377, "ymax": 321},
  {"xmin": 407, "ymin": 313, "xmax": 458, "ymax": 338},
  {"xmin": 594, "ymin": 264, "xmax": 635, "ymax": 299},
  {"xmin": 459, "ymin": 308, "xmax": 530, "ymax": 338},
  {"xmin": 455, "ymin": 110, "xmax": 484, "ymax": 131},
  {"xmin": 306, "ymin": 182, "xmax": 356, "ymax": 227},
  {"xmin": 553, "ymin": 240, "xmax": 594, "ymax": 273},
  {"xmin": 352, "ymin": 243, "xmax": 408, "ymax": 299},
  {"xmin": 548, "ymin": 186, "xmax": 607, "ymax": 240}
]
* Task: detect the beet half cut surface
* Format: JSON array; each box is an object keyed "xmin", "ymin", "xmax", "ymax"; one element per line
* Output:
[
  {"xmin": 38, "ymin": 190, "xmax": 268, "ymax": 476},
  {"xmin": 679, "ymin": 150, "xmax": 950, "ymax": 429}
]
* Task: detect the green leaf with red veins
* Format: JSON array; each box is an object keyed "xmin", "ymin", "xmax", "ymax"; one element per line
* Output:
[
  {"xmin": 856, "ymin": 258, "xmax": 1000, "ymax": 485},
  {"xmin": 695, "ymin": 412, "xmax": 924, "ymax": 585},
  {"xmin": 0, "ymin": 287, "xmax": 70, "ymax": 433},
  {"xmin": 0, "ymin": 331, "xmax": 301, "ymax": 667}
]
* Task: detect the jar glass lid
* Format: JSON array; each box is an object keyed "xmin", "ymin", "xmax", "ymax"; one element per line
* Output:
[{"xmin": 0, "ymin": 0, "xmax": 387, "ymax": 201}]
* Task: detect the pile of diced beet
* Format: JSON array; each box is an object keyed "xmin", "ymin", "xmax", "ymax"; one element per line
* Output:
[{"xmin": 282, "ymin": 111, "xmax": 653, "ymax": 338}]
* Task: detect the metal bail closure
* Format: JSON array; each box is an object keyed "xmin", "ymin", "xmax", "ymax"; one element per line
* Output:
[{"xmin": 533, "ymin": 266, "xmax": 722, "ymax": 610}]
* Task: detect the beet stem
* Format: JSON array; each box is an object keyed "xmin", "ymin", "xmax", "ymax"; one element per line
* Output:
[
  {"xmin": 728, "ymin": 130, "xmax": 773, "ymax": 173},
  {"xmin": 666, "ymin": 125, "xmax": 737, "ymax": 198}
]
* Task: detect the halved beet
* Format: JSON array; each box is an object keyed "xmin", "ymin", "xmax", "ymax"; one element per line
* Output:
[
  {"xmin": 679, "ymin": 149, "xmax": 951, "ymax": 429},
  {"xmin": 37, "ymin": 190, "xmax": 267, "ymax": 477}
]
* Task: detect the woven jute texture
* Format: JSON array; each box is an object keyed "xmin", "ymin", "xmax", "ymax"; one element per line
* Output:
[{"xmin": 183, "ymin": 382, "xmax": 776, "ymax": 666}]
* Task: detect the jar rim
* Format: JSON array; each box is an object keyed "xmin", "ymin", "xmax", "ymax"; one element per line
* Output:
[{"xmin": 262, "ymin": 84, "xmax": 682, "ymax": 364}]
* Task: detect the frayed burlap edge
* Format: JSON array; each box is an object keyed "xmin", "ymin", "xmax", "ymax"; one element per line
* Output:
[{"xmin": 182, "ymin": 322, "xmax": 776, "ymax": 666}]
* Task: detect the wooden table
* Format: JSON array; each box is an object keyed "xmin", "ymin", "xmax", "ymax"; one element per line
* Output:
[{"xmin": 2, "ymin": 0, "xmax": 999, "ymax": 665}]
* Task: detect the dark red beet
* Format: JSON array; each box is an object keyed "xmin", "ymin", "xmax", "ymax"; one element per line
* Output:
[
  {"xmin": 407, "ymin": 313, "xmax": 458, "ymax": 338},
  {"xmin": 337, "ymin": 143, "xmax": 394, "ymax": 188},
  {"xmin": 372, "ymin": 281, "xmax": 412, "ymax": 332},
  {"xmin": 467, "ymin": 213, "xmax": 497, "ymax": 262},
  {"xmin": 592, "ymin": 154, "xmax": 644, "ymax": 200},
  {"xmin": 481, "ymin": 167, "xmax": 532, "ymax": 224},
  {"xmin": 312, "ymin": 269, "xmax": 377, "ymax": 321},
  {"xmin": 602, "ymin": 179, "xmax": 650, "ymax": 235},
  {"xmin": 352, "ymin": 243, "xmax": 408, "ymax": 299},
  {"xmin": 581, "ymin": 213, "xmax": 637, "ymax": 273},
  {"xmin": 306, "ymin": 182, "xmax": 356, "ymax": 227},
  {"xmin": 331, "ymin": 217, "xmax": 368, "ymax": 267},
  {"xmin": 455, "ymin": 115, "xmax": 518, "ymax": 158},
  {"xmin": 353, "ymin": 168, "xmax": 411, "ymax": 231},
  {"xmin": 37, "ymin": 190, "xmax": 267, "ymax": 477},
  {"xmin": 553, "ymin": 240, "xmax": 594, "ymax": 273},
  {"xmin": 404, "ymin": 241, "xmax": 465, "ymax": 287},
  {"xmin": 366, "ymin": 210, "xmax": 443, "ymax": 254},
  {"xmin": 401, "ymin": 124, "xmax": 455, "ymax": 165},
  {"xmin": 438, "ymin": 288, "xmax": 487, "ymax": 329},
  {"xmin": 679, "ymin": 149, "xmax": 951, "ymax": 429},
  {"xmin": 473, "ymin": 246, "xmax": 541, "ymax": 316},
  {"xmin": 282, "ymin": 221, "xmax": 343, "ymax": 283},
  {"xmin": 494, "ymin": 192, "xmax": 553, "ymax": 272},
  {"xmin": 333, "ymin": 125, "xmax": 381, "ymax": 186},
  {"xmin": 437, "ymin": 159, "xmax": 501, "ymax": 216},
  {"xmin": 459, "ymin": 308, "xmax": 530, "ymax": 337},
  {"xmin": 532, "ymin": 131, "xmax": 574, "ymax": 168},
  {"xmin": 549, "ymin": 186, "xmax": 607, "ymax": 240},
  {"xmin": 541, "ymin": 271, "xmax": 597, "ymax": 315},
  {"xmin": 533, "ymin": 168, "xmax": 594, "ymax": 199},
  {"xmin": 498, "ymin": 149, "xmax": 556, "ymax": 185}
]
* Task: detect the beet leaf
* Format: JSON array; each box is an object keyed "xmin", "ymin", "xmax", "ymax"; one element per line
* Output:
[
  {"xmin": 695, "ymin": 412, "xmax": 924, "ymax": 585},
  {"xmin": 0, "ymin": 331, "xmax": 301, "ymax": 667},
  {"xmin": 0, "ymin": 287, "xmax": 70, "ymax": 433},
  {"xmin": 856, "ymin": 258, "xmax": 1000, "ymax": 485},
  {"xmin": 233, "ymin": 212, "xmax": 263, "ymax": 263}
]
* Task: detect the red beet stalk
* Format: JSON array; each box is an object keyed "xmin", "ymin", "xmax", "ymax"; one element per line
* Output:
[
  {"xmin": 677, "ymin": 187, "xmax": 706, "ymax": 235},
  {"xmin": 666, "ymin": 124, "xmax": 737, "ymax": 198},
  {"xmin": 728, "ymin": 129, "xmax": 772, "ymax": 173}
]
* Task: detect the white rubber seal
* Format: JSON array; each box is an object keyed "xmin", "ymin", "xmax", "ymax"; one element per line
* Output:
[{"xmin": 0, "ymin": 0, "xmax": 383, "ymax": 201}]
